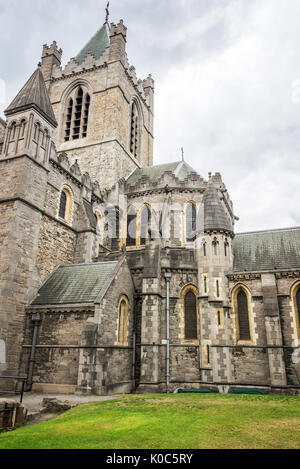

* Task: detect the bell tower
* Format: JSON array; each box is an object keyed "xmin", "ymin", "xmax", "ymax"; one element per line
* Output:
[{"xmin": 40, "ymin": 13, "xmax": 154, "ymax": 191}]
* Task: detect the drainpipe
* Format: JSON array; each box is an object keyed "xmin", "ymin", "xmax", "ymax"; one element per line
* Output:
[
  {"xmin": 27, "ymin": 313, "xmax": 41, "ymax": 391},
  {"xmin": 164, "ymin": 272, "xmax": 172, "ymax": 393}
]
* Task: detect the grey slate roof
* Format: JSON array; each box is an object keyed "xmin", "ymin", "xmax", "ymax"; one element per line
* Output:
[
  {"xmin": 5, "ymin": 68, "xmax": 57, "ymax": 127},
  {"xmin": 126, "ymin": 161, "xmax": 201, "ymax": 187},
  {"xmin": 75, "ymin": 24, "xmax": 110, "ymax": 64},
  {"xmin": 233, "ymin": 227, "xmax": 300, "ymax": 272},
  {"xmin": 203, "ymin": 183, "xmax": 233, "ymax": 233},
  {"xmin": 31, "ymin": 262, "xmax": 118, "ymax": 306},
  {"xmin": 0, "ymin": 117, "xmax": 6, "ymax": 128}
]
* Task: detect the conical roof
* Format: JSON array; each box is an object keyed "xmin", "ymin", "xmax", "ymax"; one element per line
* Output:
[
  {"xmin": 203, "ymin": 183, "xmax": 233, "ymax": 233},
  {"xmin": 5, "ymin": 68, "xmax": 57, "ymax": 127},
  {"xmin": 75, "ymin": 23, "xmax": 110, "ymax": 64}
]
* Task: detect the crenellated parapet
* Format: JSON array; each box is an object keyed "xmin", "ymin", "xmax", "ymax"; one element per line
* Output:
[
  {"xmin": 49, "ymin": 149, "xmax": 104, "ymax": 202},
  {"xmin": 42, "ymin": 41, "xmax": 62, "ymax": 63}
]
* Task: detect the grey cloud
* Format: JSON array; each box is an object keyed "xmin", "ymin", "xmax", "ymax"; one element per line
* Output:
[{"xmin": 1, "ymin": 0, "xmax": 300, "ymax": 233}]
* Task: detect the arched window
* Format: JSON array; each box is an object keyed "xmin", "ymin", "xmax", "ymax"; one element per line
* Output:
[
  {"xmin": 58, "ymin": 187, "xmax": 73, "ymax": 223},
  {"xmin": 184, "ymin": 290, "xmax": 198, "ymax": 340},
  {"xmin": 224, "ymin": 239, "xmax": 229, "ymax": 257},
  {"xmin": 34, "ymin": 122, "xmax": 40, "ymax": 142},
  {"xmin": 126, "ymin": 208, "xmax": 137, "ymax": 247},
  {"xmin": 9, "ymin": 122, "xmax": 16, "ymax": 141},
  {"xmin": 213, "ymin": 238, "xmax": 218, "ymax": 255},
  {"xmin": 64, "ymin": 87, "xmax": 90, "ymax": 142},
  {"xmin": 59, "ymin": 191, "xmax": 67, "ymax": 219},
  {"xmin": 186, "ymin": 203, "xmax": 196, "ymax": 242},
  {"xmin": 237, "ymin": 289, "xmax": 251, "ymax": 341},
  {"xmin": 140, "ymin": 205, "xmax": 151, "ymax": 245},
  {"xmin": 130, "ymin": 101, "xmax": 140, "ymax": 160},
  {"xmin": 118, "ymin": 297, "xmax": 129, "ymax": 345},
  {"xmin": 296, "ymin": 288, "xmax": 300, "ymax": 329},
  {"xmin": 95, "ymin": 212, "xmax": 103, "ymax": 244},
  {"xmin": 20, "ymin": 119, "xmax": 26, "ymax": 138},
  {"xmin": 203, "ymin": 242, "xmax": 207, "ymax": 257}
]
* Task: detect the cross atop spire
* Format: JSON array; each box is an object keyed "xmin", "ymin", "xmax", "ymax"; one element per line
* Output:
[
  {"xmin": 105, "ymin": 1, "xmax": 110, "ymax": 24},
  {"xmin": 181, "ymin": 147, "xmax": 185, "ymax": 162}
]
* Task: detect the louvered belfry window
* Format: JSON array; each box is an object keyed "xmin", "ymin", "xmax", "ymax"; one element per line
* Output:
[
  {"xmin": 237, "ymin": 290, "xmax": 251, "ymax": 341},
  {"xmin": 65, "ymin": 87, "xmax": 90, "ymax": 141},
  {"xmin": 186, "ymin": 204, "xmax": 196, "ymax": 242},
  {"xmin": 296, "ymin": 288, "xmax": 300, "ymax": 324},
  {"xmin": 184, "ymin": 291, "xmax": 198, "ymax": 340},
  {"xmin": 126, "ymin": 209, "xmax": 137, "ymax": 247}
]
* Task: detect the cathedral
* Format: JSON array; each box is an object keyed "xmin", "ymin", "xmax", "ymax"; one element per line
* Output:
[{"xmin": 0, "ymin": 12, "xmax": 300, "ymax": 396}]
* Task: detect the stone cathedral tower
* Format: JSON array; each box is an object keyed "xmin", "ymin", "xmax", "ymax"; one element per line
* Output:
[{"xmin": 40, "ymin": 19, "xmax": 154, "ymax": 191}]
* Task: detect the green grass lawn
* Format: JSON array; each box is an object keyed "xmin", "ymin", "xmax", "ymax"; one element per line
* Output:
[{"xmin": 0, "ymin": 394, "xmax": 300, "ymax": 449}]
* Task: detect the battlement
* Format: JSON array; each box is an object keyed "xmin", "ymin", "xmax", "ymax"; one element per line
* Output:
[
  {"xmin": 42, "ymin": 41, "xmax": 62, "ymax": 62},
  {"xmin": 110, "ymin": 20, "xmax": 127, "ymax": 39},
  {"xmin": 143, "ymin": 74, "xmax": 155, "ymax": 91}
]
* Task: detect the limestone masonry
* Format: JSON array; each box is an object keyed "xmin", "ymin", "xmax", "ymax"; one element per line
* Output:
[{"xmin": 0, "ymin": 12, "xmax": 300, "ymax": 396}]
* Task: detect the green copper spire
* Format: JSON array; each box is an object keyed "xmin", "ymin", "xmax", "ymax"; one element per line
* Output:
[{"xmin": 75, "ymin": 23, "xmax": 110, "ymax": 64}]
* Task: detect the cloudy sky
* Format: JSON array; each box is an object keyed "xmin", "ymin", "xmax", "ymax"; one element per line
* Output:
[{"xmin": 1, "ymin": 0, "xmax": 300, "ymax": 233}]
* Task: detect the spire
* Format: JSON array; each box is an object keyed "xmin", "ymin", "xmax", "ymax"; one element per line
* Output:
[
  {"xmin": 4, "ymin": 67, "xmax": 57, "ymax": 127},
  {"xmin": 203, "ymin": 182, "xmax": 233, "ymax": 233},
  {"xmin": 75, "ymin": 23, "xmax": 110, "ymax": 65}
]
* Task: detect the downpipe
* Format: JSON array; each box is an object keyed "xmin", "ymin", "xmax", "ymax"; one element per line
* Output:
[
  {"xmin": 27, "ymin": 312, "xmax": 41, "ymax": 391},
  {"xmin": 165, "ymin": 272, "xmax": 171, "ymax": 393}
]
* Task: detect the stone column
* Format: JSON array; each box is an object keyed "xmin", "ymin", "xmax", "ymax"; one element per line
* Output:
[{"xmin": 262, "ymin": 273, "xmax": 287, "ymax": 387}]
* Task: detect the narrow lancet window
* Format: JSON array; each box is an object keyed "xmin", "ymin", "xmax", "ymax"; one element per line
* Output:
[
  {"xmin": 140, "ymin": 206, "xmax": 151, "ymax": 245},
  {"xmin": 184, "ymin": 290, "xmax": 198, "ymax": 340},
  {"xmin": 126, "ymin": 208, "xmax": 137, "ymax": 247},
  {"xmin": 59, "ymin": 191, "xmax": 67, "ymax": 219},
  {"xmin": 237, "ymin": 290, "xmax": 251, "ymax": 341},
  {"xmin": 186, "ymin": 203, "xmax": 196, "ymax": 242}
]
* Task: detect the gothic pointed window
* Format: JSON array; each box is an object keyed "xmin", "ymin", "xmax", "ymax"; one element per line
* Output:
[
  {"xmin": 184, "ymin": 290, "xmax": 198, "ymax": 340},
  {"xmin": 58, "ymin": 186, "xmax": 73, "ymax": 223},
  {"xmin": 237, "ymin": 289, "xmax": 251, "ymax": 341},
  {"xmin": 10, "ymin": 122, "xmax": 16, "ymax": 141},
  {"xmin": 296, "ymin": 288, "xmax": 300, "ymax": 327},
  {"xmin": 126, "ymin": 208, "xmax": 137, "ymax": 247},
  {"xmin": 213, "ymin": 238, "xmax": 218, "ymax": 255},
  {"xmin": 140, "ymin": 206, "xmax": 151, "ymax": 245},
  {"xmin": 186, "ymin": 203, "xmax": 196, "ymax": 242},
  {"xmin": 130, "ymin": 101, "xmax": 140, "ymax": 160},
  {"xmin": 64, "ymin": 87, "xmax": 90, "ymax": 142},
  {"xmin": 118, "ymin": 297, "xmax": 129, "ymax": 345},
  {"xmin": 59, "ymin": 191, "xmax": 67, "ymax": 219}
]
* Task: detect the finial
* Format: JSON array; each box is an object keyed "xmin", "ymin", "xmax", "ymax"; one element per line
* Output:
[
  {"xmin": 105, "ymin": 1, "xmax": 110, "ymax": 24},
  {"xmin": 181, "ymin": 147, "xmax": 184, "ymax": 162}
]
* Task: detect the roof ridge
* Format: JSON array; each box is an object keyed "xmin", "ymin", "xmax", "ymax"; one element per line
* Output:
[{"xmin": 236, "ymin": 226, "xmax": 300, "ymax": 236}]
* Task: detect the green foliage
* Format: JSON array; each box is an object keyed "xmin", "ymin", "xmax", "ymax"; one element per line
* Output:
[{"xmin": 0, "ymin": 394, "xmax": 299, "ymax": 449}]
